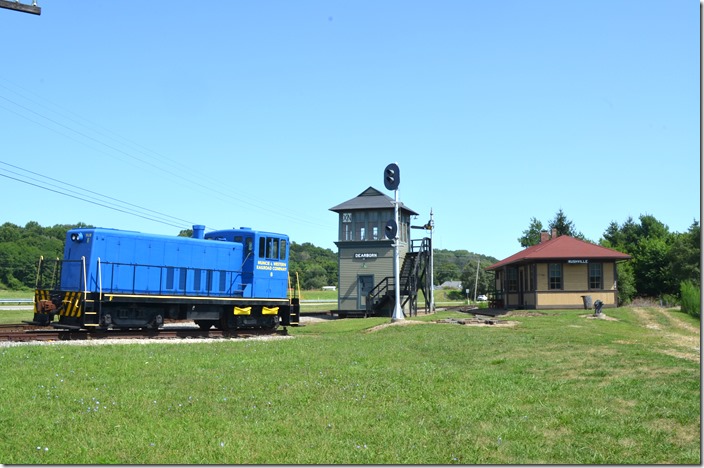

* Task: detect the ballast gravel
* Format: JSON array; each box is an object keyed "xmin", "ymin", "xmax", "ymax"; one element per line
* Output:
[{"xmin": 0, "ymin": 320, "xmax": 299, "ymax": 348}]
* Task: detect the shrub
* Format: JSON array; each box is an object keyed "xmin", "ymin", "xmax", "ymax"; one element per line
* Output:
[
  {"xmin": 616, "ymin": 262, "xmax": 636, "ymax": 305},
  {"xmin": 679, "ymin": 280, "xmax": 700, "ymax": 318},
  {"xmin": 660, "ymin": 293, "xmax": 679, "ymax": 308}
]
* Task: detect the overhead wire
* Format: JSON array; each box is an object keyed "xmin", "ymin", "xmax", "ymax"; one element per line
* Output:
[
  {"xmin": 0, "ymin": 170, "xmax": 189, "ymax": 230},
  {"xmin": 0, "ymin": 160, "xmax": 200, "ymax": 229},
  {"xmin": 0, "ymin": 77, "xmax": 333, "ymax": 230}
]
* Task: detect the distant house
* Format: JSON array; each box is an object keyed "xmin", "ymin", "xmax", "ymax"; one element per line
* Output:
[
  {"xmin": 436, "ymin": 280, "xmax": 462, "ymax": 290},
  {"xmin": 486, "ymin": 230, "xmax": 631, "ymax": 310}
]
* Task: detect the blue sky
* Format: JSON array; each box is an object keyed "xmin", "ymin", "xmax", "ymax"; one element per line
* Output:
[{"xmin": 0, "ymin": 0, "xmax": 699, "ymax": 261}]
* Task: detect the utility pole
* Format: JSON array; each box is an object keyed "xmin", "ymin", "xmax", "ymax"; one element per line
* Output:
[
  {"xmin": 473, "ymin": 259, "xmax": 480, "ymax": 302},
  {"xmin": 429, "ymin": 209, "xmax": 435, "ymax": 312},
  {"xmin": 0, "ymin": 0, "xmax": 41, "ymax": 15}
]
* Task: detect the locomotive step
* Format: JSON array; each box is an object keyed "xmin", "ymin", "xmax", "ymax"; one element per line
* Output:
[{"xmin": 51, "ymin": 323, "xmax": 83, "ymax": 330}]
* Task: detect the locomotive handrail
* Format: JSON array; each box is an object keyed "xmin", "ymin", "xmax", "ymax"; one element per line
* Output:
[
  {"xmin": 52, "ymin": 258, "xmax": 59, "ymax": 289},
  {"xmin": 82, "ymin": 256, "xmax": 88, "ymax": 296},
  {"xmin": 241, "ymin": 250, "xmax": 253, "ymax": 270},
  {"xmin": 35, "ymin": 255, "xmax": 43, "ymax": 289},
  {"xmin": 98, "ymin": 257, "xmax": 103, "ymax": 300}
]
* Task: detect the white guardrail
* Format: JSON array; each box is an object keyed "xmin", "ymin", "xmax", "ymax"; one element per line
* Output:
[{"xmin": 0, "ymin": 299, "xmax": 33, "ymax": 304}]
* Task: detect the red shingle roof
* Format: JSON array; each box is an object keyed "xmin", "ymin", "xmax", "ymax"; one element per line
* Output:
[{"xmin": 486, "ymin": 235, "xmax": 631, "ymax": 270}]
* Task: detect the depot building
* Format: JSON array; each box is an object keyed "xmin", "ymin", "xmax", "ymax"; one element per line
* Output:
[{"xmin": 485, "ymin": 230, "xmax": 631, "ymax": 310}]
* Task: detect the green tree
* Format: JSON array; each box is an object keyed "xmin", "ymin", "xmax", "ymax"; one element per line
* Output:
[
  {"xmin": 518, "ymin": 210, "xmax": 585, "ymax": 248},
  {"xmin": 0, "ymin": 221, "xmax": 90, "ymax": 289},
  {"xmin": 548, "ymin": 208, "xmax": 585, "ymax": 239},
  {"xmin": 435, "ymin": 263, "xmax": 461, "ymax": 285},
  {"xmin": 289, "ymin": 241, "xmax": 337, "ymax": 289},
  {"xmin": 433, "ymin": 249, "xmax": 498, "ymax": 287},
  {"xmin": 615, "ymin": 261, "xmax": 636, "ymax": 305},
  {"xmin": 600, "ymin": 214, "xmax": 693, "ymax": 299},
  {"xmin": 459, "ymin": 259, "xmax": 494, "ymax": 298},
  {"xmin": 301, "ymin": 263, "xmax": 328, "ymax": 290},
  {"xmin": 518, "ymin": 217, "xmax": 543, "ymax": 247},
  {"xmin": 0, "ymin": 222, "xmax": 21, "ymax": 243},
  {"xmin": 632, "ymin": 235, "xmax": 673, "ymax": 296},
  {"xmin": 667, "ymin": 220, "xmax": 700, "ymax": 289}
]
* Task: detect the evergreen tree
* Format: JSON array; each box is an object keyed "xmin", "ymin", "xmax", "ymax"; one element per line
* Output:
[
  {"xmin": 548, "ymin": 208, "xmax": 585, "ymax": 239},
  {"xmin": 518, "ymin": 217, "xmax": 543, "ymax": 247}
]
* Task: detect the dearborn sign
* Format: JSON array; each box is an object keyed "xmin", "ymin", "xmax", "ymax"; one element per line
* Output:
[{"xmin": 354, "ymin": 253, "xmax": 378, "ymax": 259}]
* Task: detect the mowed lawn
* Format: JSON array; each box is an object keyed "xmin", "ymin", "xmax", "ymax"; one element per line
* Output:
[{"xmin": 0, "ymin": 306, "xmax": 699, "ymax": 464}]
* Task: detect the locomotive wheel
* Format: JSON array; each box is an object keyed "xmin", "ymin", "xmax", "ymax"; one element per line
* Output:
[
  {"xmin": 149, "ymin": 314, "xmax": 164, "ymax": 330},
  {"xmin": 219, "ymin": 314, "xmax": 237, "ymax": 331}
]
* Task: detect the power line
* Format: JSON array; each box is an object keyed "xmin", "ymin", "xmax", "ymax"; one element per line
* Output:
[
  {"xmin": 0, "ymin": 78, "xmax": 332, "ymax": 229},
  {"xmin": 0, "ymin": 160, "xmax": 201, "ymax": 229},
  {"xmin": 0, "ymin": 171, "xmax": 189, "ymax": 230}
]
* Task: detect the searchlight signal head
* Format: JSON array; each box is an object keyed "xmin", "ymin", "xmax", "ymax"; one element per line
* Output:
[
  {"xmin": 385, "ymin": 219, "xmax": 398, "ymax": 240},
  {"xmin": 383, "ymin": 163, "xmax": 400, "ymax": 191}
]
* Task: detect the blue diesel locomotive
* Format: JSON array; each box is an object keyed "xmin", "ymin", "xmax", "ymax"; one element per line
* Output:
[{"xmin": 31, "ymin": 225, "xmax": 300, "ymax": 331}]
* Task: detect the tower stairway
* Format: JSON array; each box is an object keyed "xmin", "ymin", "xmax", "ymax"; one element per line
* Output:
[{"xmin": 366, "ymin": 237, "xmax": 432, "ymax": 317}]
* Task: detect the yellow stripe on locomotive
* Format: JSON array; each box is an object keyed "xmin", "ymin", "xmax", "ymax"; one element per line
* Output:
[{"xmin": 60, "ymin": 291, "xmax": 83, "ymax": 318}]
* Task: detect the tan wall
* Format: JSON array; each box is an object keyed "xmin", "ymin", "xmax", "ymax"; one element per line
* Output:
[
  {"xmin": 536, "ymin": 264, "xmax": 547, "ymax": 290},
  {"xmin": 564, "ymin": 264, "xmax": 587, "ymax": 289},
  {"xmin": 510, "ymin": 261, "xmax": 619, "ymax": 309},
  {"xmin": 537, "ymin": 291, "xmax": 617, "ymax": 308},
  {"xmin": 535, "ymin": 262, "xmax": 617, "ymax": 291},
  {"xmin": 604, "ymin": 264, "xmax": 616, "ymax": 290}
]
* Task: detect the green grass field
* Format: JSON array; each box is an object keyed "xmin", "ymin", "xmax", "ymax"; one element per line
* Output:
[{"xmin": 0, "ymin": 302, "xmax": 699, "ymax": 464}]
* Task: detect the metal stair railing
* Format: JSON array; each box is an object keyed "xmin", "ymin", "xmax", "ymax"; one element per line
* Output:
[{"xmin": 365, "ymin": 237, "xmax": 433, "ymax": 317}]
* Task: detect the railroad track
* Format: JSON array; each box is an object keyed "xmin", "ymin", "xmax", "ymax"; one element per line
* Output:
[{"xmin": 0, "ymin": 325, "xmax": 288, "ymax": 343}]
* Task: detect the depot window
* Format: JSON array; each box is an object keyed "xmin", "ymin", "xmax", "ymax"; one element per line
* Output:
[
  {"xmin": 589, "ymin": 263, "xmax": 603, "ymax": 290},
  {"xmin": 507, "ymin": 267, "xmax": 518, "ymax": 292},
  {"xmin": 549, "ymin": 263, "xmax": 562, "ymax": 290}
]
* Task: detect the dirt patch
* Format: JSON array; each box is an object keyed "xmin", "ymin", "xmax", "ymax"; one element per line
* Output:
[
  {"xmin": 365, "ymin": 318, "xmax": 519, "ymax": 333},
  {"xmin": 365, "ymin": 320, "xmax": 430, "ymax": 333},
  {"xmin": 581, "ymin": 313, "xmax": 619, "ymax": 321},
  {"xmin": 504, "ymin": 310, "xmax": 547, "ymax": 317},
  {"xmin": 629, "ymin": 307, "xmax": 700, "ymax": 363}
]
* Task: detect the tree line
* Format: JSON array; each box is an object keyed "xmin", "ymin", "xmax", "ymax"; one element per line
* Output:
[
  {"xmin": 0, "ymin": 213, "xmax": 700, "ymax": 309},
  {"xmin": 0, "ymin": 222, "xmax": 341, "ymax": 292},
  {"xmin": 0, "ymin": 221, "xmax": 498, "ymax": 294},
  {"xmin": 518, "ymin": 209, "xmax": 700, "ymax": 307}
]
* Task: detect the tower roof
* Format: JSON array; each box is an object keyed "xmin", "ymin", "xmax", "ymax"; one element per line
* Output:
[{"xmin": 329, "ymin": 186, "xmax": 419, "ymax": 215}]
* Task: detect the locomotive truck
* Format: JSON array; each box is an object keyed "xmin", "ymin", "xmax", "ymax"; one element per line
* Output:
[{"xmin": 30, "ymin": 224, "xmax": 300, "ymax": 331}]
